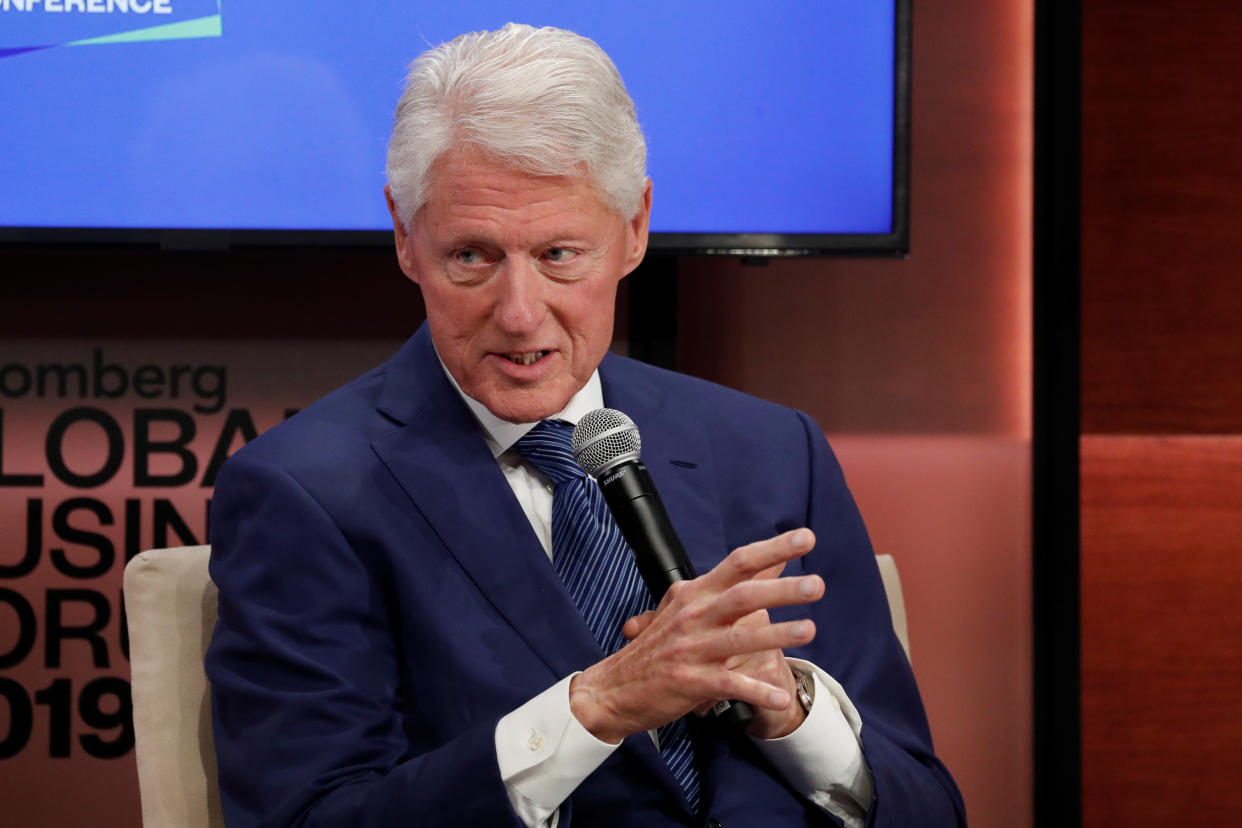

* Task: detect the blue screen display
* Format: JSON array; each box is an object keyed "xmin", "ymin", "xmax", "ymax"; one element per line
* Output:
[{"xmin": 0, "ymin": 1, "xmax": 896, "ymax": 237}]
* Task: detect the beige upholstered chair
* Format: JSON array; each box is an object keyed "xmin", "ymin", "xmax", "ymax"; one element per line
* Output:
[
  {"xmin": 875, "ymin": 553, "xmax": 911, "ymax": 661},
  {"xmin": 125, "ymin": 545, "xmax": 223, "ymax": 828},
  {"xmin": 124, "ymin": 546, "xmax": 911, "ymax": 827}
]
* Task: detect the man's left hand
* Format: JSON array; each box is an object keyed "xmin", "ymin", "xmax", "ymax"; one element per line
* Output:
[{"xmin": 621, "ymin": 549, "xmax": 809, "ymax": 740}]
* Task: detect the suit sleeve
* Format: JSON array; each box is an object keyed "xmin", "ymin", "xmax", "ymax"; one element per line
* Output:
[
  {"xmin": 205, "ymin": 453, "xmax": 527, "ymax": 828},
  {"xmin": 787, "ymin": 411, "xmax": 967, "ymax": 828}
]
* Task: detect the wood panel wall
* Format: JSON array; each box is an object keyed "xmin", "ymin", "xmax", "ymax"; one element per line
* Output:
[
  {"xmin": 2, "ymin": 245, "xmax": 422, "ymax": 340},
  {"xmin": 1081, "ymin": 2, "xmax": 1242, "ymax": 824},
  {"xmin": 1082, "ymin": 3, "xmax": 1242, "ymax": 435},
  {"xmin": 1081, "ymin": 437, "xmax": 1242, "ymax": 823}
]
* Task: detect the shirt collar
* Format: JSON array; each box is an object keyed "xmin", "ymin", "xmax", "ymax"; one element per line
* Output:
[{"xmin": 435, "ymin": 350, "xmax": 604, "ymax": 458}]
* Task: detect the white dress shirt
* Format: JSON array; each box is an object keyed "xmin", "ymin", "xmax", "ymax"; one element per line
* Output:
[{"xmin": 439, "ymin": 363, "xmax": 873, "ymax": 827}]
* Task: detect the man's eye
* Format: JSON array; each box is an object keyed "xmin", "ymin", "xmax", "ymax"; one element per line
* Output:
[
  {"xmin": 544, "ymin": 247, "xmax": 577, "ymax": 263},
  {"xmin": 455, "ymin": 248, "xmax": 485, "ymax": 265}
]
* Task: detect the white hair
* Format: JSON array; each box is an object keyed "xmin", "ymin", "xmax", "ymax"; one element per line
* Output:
[{"xmin": 385, "ymin": 23, "xmax": 648, "ymax": 229}]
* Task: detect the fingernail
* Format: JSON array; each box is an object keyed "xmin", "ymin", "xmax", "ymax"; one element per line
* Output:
[
  {"xmin": 769, "ymin": 689, "xmax": 790, "ymax": 707},
  {"xmin": 790, "ymin": 529, "xmax": 813, "ymax": 550},
  {"xmin": 791, "ymin": 621, "xmax": 812, "ymax": 639},
  {"xmin": 798, "ymin": 576, "xmax": 820, "ymax": 597}
]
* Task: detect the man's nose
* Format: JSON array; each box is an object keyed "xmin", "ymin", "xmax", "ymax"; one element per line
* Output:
[{"xmin": 492, "ymin": 256, "xmax": 546, "ymax": 335}]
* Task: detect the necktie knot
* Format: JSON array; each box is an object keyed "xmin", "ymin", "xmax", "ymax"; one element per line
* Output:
[{"xmin": 514, "ymin": 420, "xmax": 586, "ymax": 486}]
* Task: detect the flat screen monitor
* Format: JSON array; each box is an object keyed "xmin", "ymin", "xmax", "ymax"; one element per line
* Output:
[{"xmin": 0, "ymin": 1, "xmax": 909, "ymax": 255}]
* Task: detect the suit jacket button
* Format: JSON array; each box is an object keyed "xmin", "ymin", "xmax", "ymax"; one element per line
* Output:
[{"xmin": 706, "ymin": 820, "xmax": 724, "ymax": 828}]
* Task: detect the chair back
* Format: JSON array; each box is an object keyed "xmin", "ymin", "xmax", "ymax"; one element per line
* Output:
[
  {"xmin": 875, "ymin": 553, "xmax": 912, "ymax": 659},
  {"xmin": 125, "ymin": 545, "xmax": 223, "ymax": 828}
]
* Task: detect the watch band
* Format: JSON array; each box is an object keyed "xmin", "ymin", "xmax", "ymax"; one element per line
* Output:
[{"xmin": 791, "ymin": 665, "xmax": 814, "ymax": 714}]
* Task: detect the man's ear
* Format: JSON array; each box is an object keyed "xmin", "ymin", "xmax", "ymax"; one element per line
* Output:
[
  {"xmin": 385, "ymin": 184, "xmax": 420, "ymax": 285},
  {"xmin": 620, "ymin": 178, "xmax": 653, "ymax": 278}
]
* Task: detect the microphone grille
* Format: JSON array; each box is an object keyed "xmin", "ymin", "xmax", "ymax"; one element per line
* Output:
[{"xmin": 571, "ymin": 408, "xmax": 641, "ymax": 477}]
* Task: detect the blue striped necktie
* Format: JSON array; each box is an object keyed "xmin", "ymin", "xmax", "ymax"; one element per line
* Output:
[{"xmin": 515, "ymin": 419, "xmax": 701, "ymax": 813}]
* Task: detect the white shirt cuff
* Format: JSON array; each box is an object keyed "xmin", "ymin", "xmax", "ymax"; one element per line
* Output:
[
  {"xmin": 751, "ymin": 658, "xmax": 874, "ymax": 828},
  {"xmin": 495, "ymin": 674, "xmax": 620, "ymax": 828}
]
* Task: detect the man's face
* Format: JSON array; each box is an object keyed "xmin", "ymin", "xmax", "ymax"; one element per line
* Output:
[{"xmin": 388, "ymin": 147, "xmax": 651, "ymax": 423}]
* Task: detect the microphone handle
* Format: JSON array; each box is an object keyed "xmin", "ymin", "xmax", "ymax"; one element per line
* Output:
[{"xmin": 596, "ymin": 460, "xmax": 754, "ymax": 730}]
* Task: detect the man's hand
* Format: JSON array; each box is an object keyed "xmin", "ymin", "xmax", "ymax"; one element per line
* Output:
[{"xmin": 568, "ymin": 529, "xmax": 823, "ymax": 744}]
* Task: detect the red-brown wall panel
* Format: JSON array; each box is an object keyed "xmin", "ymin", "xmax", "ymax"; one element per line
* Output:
[
  {"xmin": 1081, "ymin": 436, "xmax": 1242, "ymax": 825},
  {"xmin": 1082, "ymin": 2, "xmax": 1242, "ymax": 434},
  {"xmin": 1082, "ymin": 4, "xmax": 1242, "ymax": 823}
]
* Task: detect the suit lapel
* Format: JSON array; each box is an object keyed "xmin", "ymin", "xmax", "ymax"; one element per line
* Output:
[
  {"xmin": 370, "ymin": 327, "xmax": 603, "ymax": 682},
  {"xmin": 600, "ymin": 355, "xmax": 732, "ymax": 813},
  {"xmin": 599, "ymin": 355, "xmax": 728, "ymax": 580}
]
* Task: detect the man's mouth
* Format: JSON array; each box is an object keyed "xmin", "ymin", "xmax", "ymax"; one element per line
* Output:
[{"xmin": 503, "ymin": 350, "xmax": 549, "ymax": 366}]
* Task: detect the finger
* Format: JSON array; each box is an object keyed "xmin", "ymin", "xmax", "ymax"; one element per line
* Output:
[
  {"xmin": 622, "ymin": 610, "xmax": 656, "ymax": 640},
  {"xmin": 646, "ymin": 578, "xmax": 689, "ymax": 616},
  {"xmin": 755, "ymin": 559, "xmax": 787, "ymax": 581},
  {"xmin": 705, "ymin": 670, "xmax": 794, "ymax": 713},
  {"xmin": 702, "ymin": 618, "xmax": 817, "ymax": 661},
  {"xmin": 704, "ymin": 529, "xmax": 816, "ymax": 591},
  {"xmin": 726, "ymin": 648, "xmax": 796, "ymax": 689},
  {"xmin": 703, "ymin": 573, "xmax": 824, "ymax": 626},
  {"xmin": 720, "ymin": 610, "xmax": 773, "ymax": 669}
]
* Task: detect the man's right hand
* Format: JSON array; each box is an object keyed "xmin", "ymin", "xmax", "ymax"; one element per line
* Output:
[{"xmin": 567, "ymin": 529, "xmax": 824, "ymax": 744}]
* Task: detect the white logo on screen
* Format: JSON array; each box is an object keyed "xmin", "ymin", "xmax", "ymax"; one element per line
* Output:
[{"xmin": 0, "ymin": 0, "xmax": 173, "ymax": 12}]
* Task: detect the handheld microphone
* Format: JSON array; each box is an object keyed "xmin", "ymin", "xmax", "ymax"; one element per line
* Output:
[{"xmin": 571, "ymin": 408, "xmax": 753, "ymax": 730}]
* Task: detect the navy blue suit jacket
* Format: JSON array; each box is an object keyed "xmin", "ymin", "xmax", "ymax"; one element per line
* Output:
[{"xmin": 205, "ymin": 324, "xmax": 966, "ymax": 827}]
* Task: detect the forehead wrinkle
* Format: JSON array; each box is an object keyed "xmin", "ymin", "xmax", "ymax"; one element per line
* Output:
[
  {"xmin": 431, "ymin": 148, "xmax": 594, "ymax": 202},
  {"xmin": 436, "ymin": 193, "xmax": 600, "ymax": 249},
  {"xmin": 451, "ymin": 181, "xmax": 582, "ymax": 218},
  {"xmin": 419, "ymin": 146, "xmax": 621, "ymax": 253}
]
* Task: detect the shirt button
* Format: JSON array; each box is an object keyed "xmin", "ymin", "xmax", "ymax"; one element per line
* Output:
[{"xmin": 527, "ymin": 729, "xmax": 545, "ymax": 751}]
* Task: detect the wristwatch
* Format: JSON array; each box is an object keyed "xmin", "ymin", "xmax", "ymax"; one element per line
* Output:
[{"xmin": 791, "ymin": 665, "xmax": 814, "ymax": 714}]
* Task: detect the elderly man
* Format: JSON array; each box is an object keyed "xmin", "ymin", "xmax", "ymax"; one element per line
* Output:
[{"xmin": 206, "ymin": 23, "xmax": 965, "ymax": 828}]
